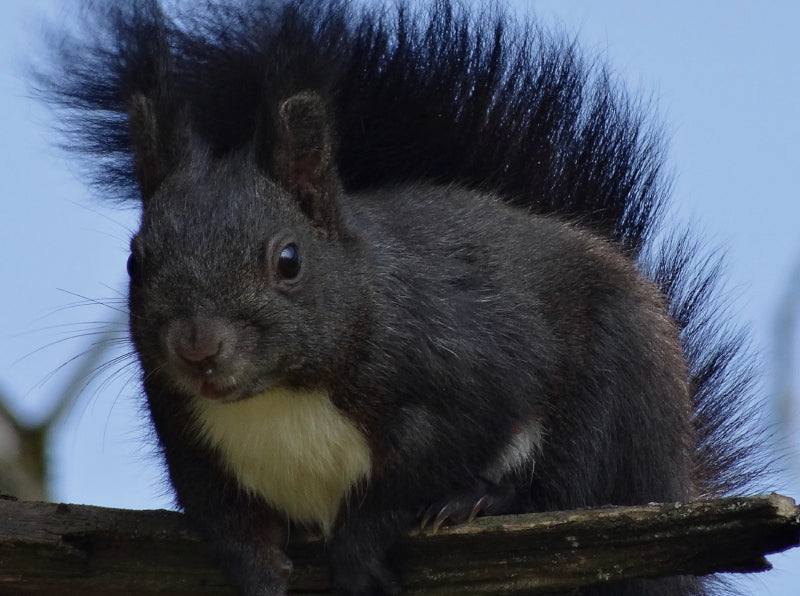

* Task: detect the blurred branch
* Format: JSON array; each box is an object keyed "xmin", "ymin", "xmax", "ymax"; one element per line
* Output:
[
  {"xmin": 774, "ymin": 252, "xmax": 800, "ymax": 475},
  {"xmin": 0, "ymin": 388, "xmax": 48, "ymax": 501},
  {"xmin": 0, "ymin": 313, "xmax": 127, "ymax": 500},
  {"xmin": 0, "ymin": 494, "xmax": 797, "ymax": 595}
]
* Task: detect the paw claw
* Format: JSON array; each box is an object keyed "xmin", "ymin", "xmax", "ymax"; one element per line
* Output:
[
  {"xmin": 468, "ymin": 494, "xmax": 490, "ymax": 522},
  {"xmin": 420, "ymin": 504, "xmax": 452, "ymax": 532},
  {"xmin": 419, "ymin": 481, "xmax": 516, "ymax": 532},
  {"xmin": 431, "ymin": 509, "xmax": 451, "ymax": 533},
  {"xmin": 420, "ymin": 509, "xmax": 434, "ymax": 530}
]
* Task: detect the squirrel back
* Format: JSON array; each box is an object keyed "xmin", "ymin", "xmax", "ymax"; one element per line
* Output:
[{"xmin": 36, "ymin": 1, "xmax": 766, "ymax": 595}]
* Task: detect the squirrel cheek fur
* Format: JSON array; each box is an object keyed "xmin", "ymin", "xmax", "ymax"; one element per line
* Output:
[{"xmin": 40, "ymin": 2, "xmax": 765, "ymax": 595}]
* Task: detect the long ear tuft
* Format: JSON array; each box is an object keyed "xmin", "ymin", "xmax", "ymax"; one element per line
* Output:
[
  {"xmin": 126, "ymin": 90, "xmax": 192, "ymax": 203},
  {"xmin": 127, "ymin": 93, "xmax": 168, "ymax": 201},
  {"xmin": 273, "ymin": 91, "xmax": 343, "ymax": 239}
]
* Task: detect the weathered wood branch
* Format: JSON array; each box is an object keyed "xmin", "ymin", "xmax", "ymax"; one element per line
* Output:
[{"xmin": 0, "ymin": 494, "xmax": 797, "ymax": 595}]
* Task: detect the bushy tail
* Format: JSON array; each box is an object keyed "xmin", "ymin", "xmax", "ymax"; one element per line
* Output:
[{"xmin": 642, "ymin": 234, "xmax": 769, "ymax": 497}]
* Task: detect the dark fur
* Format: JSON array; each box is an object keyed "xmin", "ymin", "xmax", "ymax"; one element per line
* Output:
[{"xmin": 36, "ymin": 1, "xmax": 765, "ymax": 595}]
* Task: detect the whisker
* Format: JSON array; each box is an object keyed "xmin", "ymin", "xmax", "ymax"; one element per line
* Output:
[{"xmin": 54, "ymin": 288, "xmax": 130, "ymax": 316}]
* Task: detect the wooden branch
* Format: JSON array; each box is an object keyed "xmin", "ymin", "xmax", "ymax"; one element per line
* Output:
[{"xmin": 0, "ymin": 494, "xmax": 797, "ymax": 595}]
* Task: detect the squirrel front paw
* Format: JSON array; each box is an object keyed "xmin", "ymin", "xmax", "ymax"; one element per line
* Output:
[{"xmin": 419, "ymin": 479, "xmax": 517, "ymax": 532}]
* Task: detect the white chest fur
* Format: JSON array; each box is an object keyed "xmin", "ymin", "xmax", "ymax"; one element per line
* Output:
[{"xmin": 190, "ymin": 388, "xmax": 372, "ymax": 534}]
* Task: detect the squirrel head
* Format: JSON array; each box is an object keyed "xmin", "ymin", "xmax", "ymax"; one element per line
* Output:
[{"xmin": 125, "ymin": 90, "xmax": 369, "ymax": 402}]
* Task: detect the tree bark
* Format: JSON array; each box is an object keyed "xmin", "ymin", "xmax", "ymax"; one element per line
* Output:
[{"xmin": 0, "ymin": 494, "xmax": 797, "ymax": 595}]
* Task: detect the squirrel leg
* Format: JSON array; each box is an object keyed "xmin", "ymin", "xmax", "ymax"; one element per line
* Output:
[
  {"xmin": 182, "ymin": 484, "xmax": 293, "ymax": 596},
  {"xmin": 419, "ymin": 479, "xmax": 518, "ymax": 532},
  {"xmin": 328, "ymin": 495, "xmax": 416, "ymax": 596}
]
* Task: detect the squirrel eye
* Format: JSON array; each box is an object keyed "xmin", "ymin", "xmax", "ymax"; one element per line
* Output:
[
  {"xmin": 126, "ymin": 253, "xmax": 139, "ymax": 280},
  {"xmin": 277, "ymin": 243, "xmax": 302, "ymax": 280}
]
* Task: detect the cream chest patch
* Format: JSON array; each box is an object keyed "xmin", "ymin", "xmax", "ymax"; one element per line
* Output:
[{"xmin": 191, "ymin": 387, "xmax": 372, "ymax": 534}]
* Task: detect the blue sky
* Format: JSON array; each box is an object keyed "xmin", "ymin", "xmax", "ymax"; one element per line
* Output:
[{"xmin": 1, "ymin": 1, "xmax": 798, "ymax": 594}]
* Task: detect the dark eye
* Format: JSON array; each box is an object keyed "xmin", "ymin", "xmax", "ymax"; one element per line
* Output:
[
  {"xmin": 277, "ymin": 243, "xmax": 302, "ymax": 280},
  {"xmin": 126, "ymin": 253, "xmax": 139, "ymax": 281}
]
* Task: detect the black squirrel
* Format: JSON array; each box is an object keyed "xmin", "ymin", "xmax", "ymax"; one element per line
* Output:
[{"xmin": 36, "ymin": 1, "xmax": 766, "ymax": 594}]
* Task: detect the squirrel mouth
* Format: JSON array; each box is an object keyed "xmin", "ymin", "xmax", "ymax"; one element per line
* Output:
[
  {"xmin": 199, "ymin": 380, "xmax": 234, "ymax": 401},
  {"xmin": 191, "ymin": 373, "xmax": 279, "ymax": 402}
]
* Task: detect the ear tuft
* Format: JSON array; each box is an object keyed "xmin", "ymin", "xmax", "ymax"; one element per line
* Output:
[
  {"xmin": 278, "ymin": 91, "xmax": 333, "ymax": 190},
  {"xmin": 127, "ymin": 93, "xmax": 168, "ymax": 201},
  {"xmin": 273, "ymin": 92, "xmax": 343, "ymax": 238}
]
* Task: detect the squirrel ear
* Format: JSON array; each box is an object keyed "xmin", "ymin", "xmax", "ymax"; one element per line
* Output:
[
  {"xmin": 273, "ymin": 91, "xmax": 343, "ymax": 239},
  {"xmin": 127, "ymin": 93, "xmax": 169, "ymax": 202},
  {"xmin": 127, "ymin": 93, "xmax": 190, "ymax": 203}
]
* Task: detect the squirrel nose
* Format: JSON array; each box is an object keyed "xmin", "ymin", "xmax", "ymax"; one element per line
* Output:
[
  {"xmin": 167, "ymin": 317, "xmax": 231, "ymax": 375},
  {"xmin": 177, "ymin": 342, "xmax": 221, "ymax": 374}
]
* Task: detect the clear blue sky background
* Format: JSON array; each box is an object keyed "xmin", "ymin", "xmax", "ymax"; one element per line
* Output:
[{"xmin": 1, "ymin": 1, "xmax": 798, "ymax": 594}]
